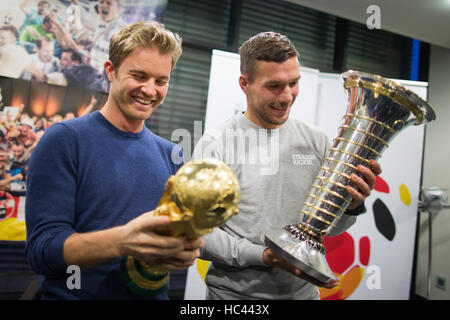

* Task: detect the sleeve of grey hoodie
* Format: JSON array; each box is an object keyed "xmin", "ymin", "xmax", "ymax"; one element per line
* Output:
[
  {"xmin": 199, "ymin": 227, "xmax": 266, "ymax": 267},
  {"xmin": 192, "ymin": 133, "xmax": 267, "ymax": 268}
]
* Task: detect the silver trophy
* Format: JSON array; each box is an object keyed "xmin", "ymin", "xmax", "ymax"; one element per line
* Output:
[{"xmin": 264, "ymin": 70, "xmax": 436, "ymax": 282}]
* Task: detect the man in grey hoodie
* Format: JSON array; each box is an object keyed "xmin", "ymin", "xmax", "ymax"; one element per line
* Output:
[{"xmin": 192, "ymin": 31, "xmax": 381, "ymax": 300}]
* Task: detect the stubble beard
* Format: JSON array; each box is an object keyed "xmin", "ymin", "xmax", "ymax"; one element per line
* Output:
[{"xmin": 258, "ymin": 103, "xmax": 291, "ymax": 128}]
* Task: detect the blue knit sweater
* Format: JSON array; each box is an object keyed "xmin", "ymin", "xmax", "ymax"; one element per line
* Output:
[{"xmin": 25, "ymin": 111, "xmax": 182, "ymax": 299}]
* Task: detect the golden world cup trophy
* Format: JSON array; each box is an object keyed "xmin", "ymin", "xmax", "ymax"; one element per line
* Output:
[
  {"xmin": 264, "ymin": 70, "xmax": 436, "ymax": 283},
  {"xmin": 121, "ymin": 158, "xmax": 240, "ymax": 296}
]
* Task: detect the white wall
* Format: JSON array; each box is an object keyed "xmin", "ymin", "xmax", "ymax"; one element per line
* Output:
[{"xmin": 415, "ymin": 45, "xmax": 450, "ymax": 300}]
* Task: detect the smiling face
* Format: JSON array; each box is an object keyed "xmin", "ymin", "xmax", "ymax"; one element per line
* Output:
[
  {"xmin": 240, "ymin": 56, "xmax": 300, "ymax": 129},
  {"xmin": 98, "ymin": 0, "xmax": 121, "ymax": 22},
  {"xmin": 60, "ymin": 51, "xmax": 73, "ymax": 69},
  {"xmin": 41, "ymin": 18, "xmax": 54, "ymax": 34},
  {"xmin": 37, "ymin": 39, "xmax": 54, "ymax": 63},
  {"xmin": 37, "ymin": 1, "xmax": 50, "ymax": 17},
  {"xmin": 12, "ymin": 144, "xmax": 24, "ymax": 159},
  {"xmin": 0, "ymin": 29, "xmax": 16, "ymax": 47},
  {"xmin": 19, "ymin": 124, "xmax": 32, "ymax": 136},
  {"xmin": 103, "ymin": 46, "xmax": 172, "ymax": 132}
]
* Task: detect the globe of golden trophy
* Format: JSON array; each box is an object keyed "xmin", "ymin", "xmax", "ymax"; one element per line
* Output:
[{"xmin": 121, "ymin": 158, "xmax": 240, "ymax": 296}]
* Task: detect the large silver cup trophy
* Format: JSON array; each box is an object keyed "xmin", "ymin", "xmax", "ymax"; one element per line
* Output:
[{"xmin": 264, "ymin": 70, "xmax": 436, "ymax": 282}]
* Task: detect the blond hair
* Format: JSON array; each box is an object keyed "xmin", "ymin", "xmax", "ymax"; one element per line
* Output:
[
  {"xmin": 239, "ymin": 31, "xmax": 299, "ymax": 82},
  {"xmin": 109, "ymin": 21, "xmax": 182, "ymax": 71}
]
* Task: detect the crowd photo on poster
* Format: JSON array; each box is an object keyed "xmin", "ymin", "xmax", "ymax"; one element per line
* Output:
[
  {"xmin": 0, "ymin": 0, "xmax": 167, "ymax": 239},
  {"xmin": 0, "ymin": 0, "xmax": 166, "ymax": 92}
]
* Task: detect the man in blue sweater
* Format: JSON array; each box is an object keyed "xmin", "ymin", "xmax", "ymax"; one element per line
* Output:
[{"xmin": 25, "ymin": 21, "xmax": 204, "ymax": 299}]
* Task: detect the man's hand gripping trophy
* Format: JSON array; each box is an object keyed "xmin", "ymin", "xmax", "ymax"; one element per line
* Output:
[{"xmin": 121, "ymin": 158, "xmax": 240, "ymax": 296}]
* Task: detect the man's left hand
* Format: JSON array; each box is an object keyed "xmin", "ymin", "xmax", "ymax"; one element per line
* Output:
[{"xmin": 347, "ymin": 159, "xmax": 382, "ymax": 210}]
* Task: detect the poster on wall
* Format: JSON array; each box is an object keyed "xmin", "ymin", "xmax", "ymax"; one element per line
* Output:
[
  {"xmin": 0, "ymin": 0, "xmax": 167, "ymax": 242},
  {"xmin": 184, "ymin": 49, "xmax": 427, "ymax": 300},
  {"xmin": 0, "ymin": 76, "xmax": 107, "ymax": 241},
  {"xmin": 0, "ymin": 0, "xmax": 167, "ymax": 93}
]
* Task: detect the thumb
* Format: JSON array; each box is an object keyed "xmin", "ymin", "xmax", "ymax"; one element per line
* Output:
[
  {"xmin": 148, "ymin": 214, "xmax": 171, "ymax": 226},
  {"xmin": 134, "ymin": 210, "xmax": 172, "ymax": 230}
]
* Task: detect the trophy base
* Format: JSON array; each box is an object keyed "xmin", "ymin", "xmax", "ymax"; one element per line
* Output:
[
  {"xmin": 120, "ymin": 256, "xmax": 169, "ymax": 297},
  {"xmin": 263, "ymin": 228, "xmax": 337, "ymax": 283}
]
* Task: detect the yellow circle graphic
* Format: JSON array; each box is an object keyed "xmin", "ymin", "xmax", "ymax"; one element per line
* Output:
[
  {"xmin": 399, "ymin": 184, "xmax": 411, "ymax": 206},
  {"xmin": 196, "ymin": 259, "xmax": 210, "ymax": 283}
]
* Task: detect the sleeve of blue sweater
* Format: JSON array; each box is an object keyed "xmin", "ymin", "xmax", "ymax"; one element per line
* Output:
[{"xmin": 25, "ymin": 123, "xmax": 78, "ymax": 276}]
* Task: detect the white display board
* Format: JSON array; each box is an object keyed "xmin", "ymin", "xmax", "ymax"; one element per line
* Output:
[{"xmin": 184, "ymin": 50, "xmax": 427, "ymax": 300}]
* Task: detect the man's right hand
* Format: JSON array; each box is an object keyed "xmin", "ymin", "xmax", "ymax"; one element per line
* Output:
[
  {"xmin": 64, "ymin": 210, "xmax": 202, "ymax": 271},
  {"xmin": 263, "ymin": 248, "xmax": 338, "ymax": 289},
  {"xmin": 120, "ymin": 210, "xmax": 203, "ymax": 269},
  {"xmin": 120, "ymin": 211, "xmax": 185, "ymax": 262}
]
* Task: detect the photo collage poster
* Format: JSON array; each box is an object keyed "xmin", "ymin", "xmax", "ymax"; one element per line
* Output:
[{"xmin": 0, "ymin": 0, "xmax": 167, "ymax": 241}]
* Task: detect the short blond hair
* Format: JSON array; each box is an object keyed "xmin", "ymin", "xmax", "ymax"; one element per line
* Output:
[{"xmin": 109, "ymin": 21, "xmax": 182, "ymax": 71}]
